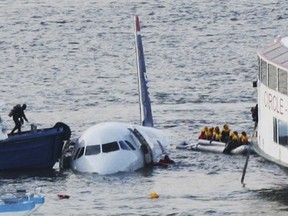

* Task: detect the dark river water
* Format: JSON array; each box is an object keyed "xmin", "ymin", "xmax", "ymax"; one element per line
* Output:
[{"xmin": 1, "ymin": 0, "xmax": 288, "ymax": 215}]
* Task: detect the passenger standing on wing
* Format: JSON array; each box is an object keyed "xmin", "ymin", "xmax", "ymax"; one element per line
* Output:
[{"xmin": 9, "ymin": 104, "xmax": 29, "ymax": 134}]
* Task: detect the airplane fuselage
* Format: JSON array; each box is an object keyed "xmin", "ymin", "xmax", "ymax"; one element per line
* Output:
[{"xmin": 70, "ymin": 122, "xmax": 170, "ymax": 175}]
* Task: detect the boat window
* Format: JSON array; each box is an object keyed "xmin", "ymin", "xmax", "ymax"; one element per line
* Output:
[
  {"xmin": 278, "ymin": 69, "xmax": 287, "ymax": 95},
  {"xmin": 125, "ymin": 140, "xmax": 136, "ymax": 150},
  {"xmin": 77, "ymin": 147, "xmax": 85, "ymax": 159},
  {"xmin": 261, "ymin": 60, "xmax": 267, "ymax": 85},
  {"xmin": 278, "ymin": 119, "xmax": 288, "ymax": 146},
  {"xmin": 102, "ymin": 142, "xmax": 119, "ymax": 153},
  {"xmin": 119, "ymin": 140, "xmax": 131, "ymax": 150},
  {"xmin": 268, "ymin": 64, "xmax": 277, "ymax": 90},
  {"xmin": 273, "ymin": 117, "xmax": 278, "ymax": 143},
  {"xmin": 258, "ymin": 57, "xmax": 261, "ymax": 81},
  {"xmin": 85, "ymin": 145, "xmax": 101, "ymax": 156}
]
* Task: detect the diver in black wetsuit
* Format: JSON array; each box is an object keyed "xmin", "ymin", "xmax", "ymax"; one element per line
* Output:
[{"xmin": 9, "ymin": 104, "xmax": 29, "ymax": 134}]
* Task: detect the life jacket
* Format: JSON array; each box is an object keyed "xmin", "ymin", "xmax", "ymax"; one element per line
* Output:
[
  {"xmin": 201, "ymin": 127, "xmax": 212, "ymax": 140},
  {"xmin": 230, "ymin": 132, "xmax": 239, "ymax": 142},
  {"xmin": 213, "ymin": 131, "xmax": 222, "ymax": 141},
  {"xmin": 240, "ymin": 134, "xmax": 249, "ymax": 144},
  {"xmin": 204, "ymin": 129, "xmax": 212, "ymax": 140}
]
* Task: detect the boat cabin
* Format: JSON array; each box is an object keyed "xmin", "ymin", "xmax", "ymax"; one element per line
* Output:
[{"xmin": 256, "ymin": 36, "xmax": 288, "ymax": 166}]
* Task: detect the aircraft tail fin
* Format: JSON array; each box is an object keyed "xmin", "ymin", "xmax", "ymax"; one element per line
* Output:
[{"xmin": 134, "ymin": 15, "xmax": 154, "ymax": 127}]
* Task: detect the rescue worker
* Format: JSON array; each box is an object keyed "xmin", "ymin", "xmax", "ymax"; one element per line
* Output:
[
  {"xmin": 251, "ymin": 104, "xmax": 258, "ymax": 129},
  {"xmin": 223, "ymin": 131, "xmax": 240, "ymax": 154},
  {"xmin": 9, "ymin": 104, "xmax": 29, "ymax": 134}
]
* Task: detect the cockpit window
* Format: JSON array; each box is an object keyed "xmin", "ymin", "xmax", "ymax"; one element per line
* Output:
[
  {"xmin": 73, "ymin": 148, "xmax": 81, "ymax": 160},
  {"xmin": 77, "ymin": 147, "xmax": 85, "ymax": 159},
  {"xmin": 102, "ymin": 141, "xmax": 119, "ymax": 153},
  {"xmin": 125, "ymin": 140, "xmax": 136, "ymax": 150},
  {"xmin": 85, "ymin": 145, "xmax": 101, "ymax": 156},
  {"xmin": 119, "ymin": 141, "xmax": 131, "ymax": 150},
  {"xmin": 73, "ymin": 147, "xmax": 85, "ymax": 160}
]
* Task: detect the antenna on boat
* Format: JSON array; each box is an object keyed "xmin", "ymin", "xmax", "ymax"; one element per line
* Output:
[{"xmin": 240, "ymin": 148, "xmax": 250, "ymax": 186}]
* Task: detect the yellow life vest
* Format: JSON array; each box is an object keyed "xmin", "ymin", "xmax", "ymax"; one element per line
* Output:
[
  {"xmin": 213, "ymin": 131, "xmax": 222, "ymax": 141},
  {"xmin": 240, "ymin": 135, "xmax": 249, "ymax": 143},
  {"xmin": 230, "ymin": 132, "xmax": 239, "ymax": 141}
]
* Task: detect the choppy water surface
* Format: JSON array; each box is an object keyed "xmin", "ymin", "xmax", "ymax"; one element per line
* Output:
[{"xmin": 1, "ymin": 0, "xmax": 288, "ymax": 215}]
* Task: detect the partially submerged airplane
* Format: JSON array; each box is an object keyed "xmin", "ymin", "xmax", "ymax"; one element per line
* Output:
[{"xmin": 69, "ymin": 15, "xmax": 171, "ymax": 175}]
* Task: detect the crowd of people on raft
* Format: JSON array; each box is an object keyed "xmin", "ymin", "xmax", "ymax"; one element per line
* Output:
[{"xmin": 198, "ymin": 124, "xmax": 250, "ymax": 154}]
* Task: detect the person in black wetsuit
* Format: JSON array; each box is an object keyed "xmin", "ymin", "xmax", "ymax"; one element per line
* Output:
[
  {"xmin": 9, "ymin": 104, "xmax": 29, "ymax": 134},
  {"xmin": 223, "ymin": 131, "xmax": 240, "ymax": 154},
  {"xmin": 251, "ymin": 104, "xmax": 258, "ymax": 129}
]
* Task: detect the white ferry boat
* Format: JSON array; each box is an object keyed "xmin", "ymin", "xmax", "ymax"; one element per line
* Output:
[{"xmin": 253, "ymin": 36, "xmax": 288, "ymax": 168}]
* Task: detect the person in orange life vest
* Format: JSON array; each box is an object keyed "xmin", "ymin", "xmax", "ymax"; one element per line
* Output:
[
  {"xmin": 198, "ymin": 126, "xmax": 209, "ymax": 139},
  {"xmin": 198, "ymin": 126, "xmax": 211, "ymax": 140},
  {"xmin": 221, "ymin": 124, "xmax": 230, "ymax": 143},
  {"xmin": 239, "ymin": 131, "xmax": 249, "ymax": 145},
  {"xmin": 211, "ymin": 126, "xmax": 222, "ymax": 141},
  {"xmin": 230, "ymin": 131, "xmax": 239, "ymax": 142}
]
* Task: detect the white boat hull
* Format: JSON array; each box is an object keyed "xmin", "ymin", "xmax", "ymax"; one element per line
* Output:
[{"xmin": 177, "ymin": 139, "xmax": 253, "ymax": 155}]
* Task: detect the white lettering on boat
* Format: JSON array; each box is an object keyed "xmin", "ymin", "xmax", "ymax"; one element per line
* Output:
[{"xmin": 264, "ymin": 91, "xmax": 284, "ymax": 115}]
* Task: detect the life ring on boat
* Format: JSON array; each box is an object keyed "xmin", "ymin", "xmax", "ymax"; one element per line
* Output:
[{"xmin": 53, "ymin": 122, "xmax": 71, "ymax": 141}]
